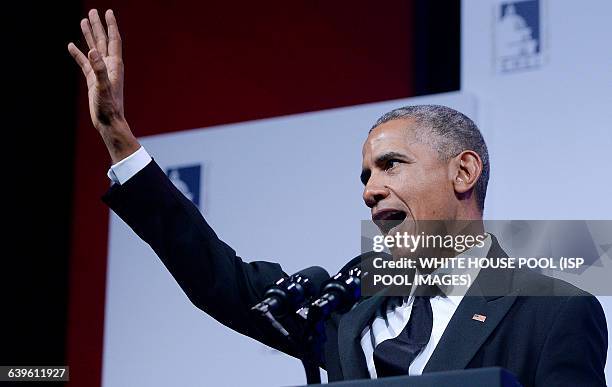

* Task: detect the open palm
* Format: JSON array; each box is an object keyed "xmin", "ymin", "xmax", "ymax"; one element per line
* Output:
[
  {"xmin": 68, "ymin": 9, "xmax": 125, "ymax": 131},
  {"xmin": 68, "ymin": 9, "xmax": 139, "ymax": 163}
]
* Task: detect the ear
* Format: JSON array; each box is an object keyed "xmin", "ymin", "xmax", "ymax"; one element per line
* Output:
[{"xmin": 451, "ymin": 150, "xmax": 483, "ymax": 195}]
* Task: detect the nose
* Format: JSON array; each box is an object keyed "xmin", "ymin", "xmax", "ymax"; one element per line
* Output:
[{"xmin": 363, "ymin": 182, "xmax": 390, "ymax": 208}]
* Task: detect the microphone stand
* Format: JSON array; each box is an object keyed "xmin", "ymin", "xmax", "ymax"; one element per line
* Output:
[
  {"xmin": 300, "ymin": 313, "xmax": 326, "ymax": 385},
  {"xmin": 300, "ymin": 358, "xmax": 321, "ymax": 385},
  {"xmin": 253, "ymin": 305, "xmax": 323, "ymax": 384}
]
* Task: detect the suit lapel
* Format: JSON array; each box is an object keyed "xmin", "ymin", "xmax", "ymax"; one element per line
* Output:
[
  {"xmin": 422, "ymin": 273, "xmax": 518, "ymax": 373},
  {"xmin": 337, "ymin": 290, "xmax": 389, "ymax": 379},
  {"xmin": 424, "ymin": 236, "xmax": 520, "ymax": 373}
]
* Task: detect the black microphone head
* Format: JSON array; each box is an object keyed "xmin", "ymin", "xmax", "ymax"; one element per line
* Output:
[
  {"xmin": 307, "ymin": 252, "xmax": 393, "ymax": 323},
  {"xmin": 338, "ymin": 251, "xmax": 392, "ymax": 274},
  {"xmin": 254, "ymin": 266, "xmax": 330, "ymax": 318},
  {"xmin": 293, "ymin": 266, "xmax": 330, "ymax": 297}
]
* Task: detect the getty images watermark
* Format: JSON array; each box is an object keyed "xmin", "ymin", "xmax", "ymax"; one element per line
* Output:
[{"xmin": 360, "ymin": 220, "xmax": 612, "ymax": 297}]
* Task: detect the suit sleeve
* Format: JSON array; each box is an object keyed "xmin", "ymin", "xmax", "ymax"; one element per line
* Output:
[
  {"xmin": 102, "ymin": 160, "xmax": 302, "ymax": 356},
  {"xmin": 534, "ymin": 294, "xmax": 608, "ymax": 387}
]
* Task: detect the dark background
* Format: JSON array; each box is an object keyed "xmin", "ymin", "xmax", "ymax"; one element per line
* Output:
[{"xmin": 5, "ymin": 1, "xmax": 459, "ymax": 385}]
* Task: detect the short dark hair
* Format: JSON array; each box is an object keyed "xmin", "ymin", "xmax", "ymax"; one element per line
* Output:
[{"xmin": 371, "ymin": 104, "xmax": 490, "ymax": 212}]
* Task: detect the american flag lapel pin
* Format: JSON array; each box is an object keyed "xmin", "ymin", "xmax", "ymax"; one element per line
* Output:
[{"xmin": 472, "ymin": 314, "xmax": 487, "ymax": 323}]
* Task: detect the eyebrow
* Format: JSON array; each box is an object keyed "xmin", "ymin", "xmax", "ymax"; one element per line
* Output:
[
  {"xmin": 375, "ymin": 151, "xmax": 407, "ymax": 165},
  {"xmin": 360, "ymin": 151, "xmax": 409, "ymax": 185}
]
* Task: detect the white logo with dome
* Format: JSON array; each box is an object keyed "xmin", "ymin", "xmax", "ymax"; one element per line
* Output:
[{"xmin": 495, "ymin": 0, "xmax": 545, "ymax": 73}]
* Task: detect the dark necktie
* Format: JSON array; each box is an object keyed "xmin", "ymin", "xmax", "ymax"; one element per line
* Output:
[{"xmin": 373, "ymin": 295, "xmax": 433, "ymax": 377}]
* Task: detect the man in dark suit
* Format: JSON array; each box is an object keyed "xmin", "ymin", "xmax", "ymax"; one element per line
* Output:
[{"xmin": 69, "ymin": 9, "xmax": 607, "ymax": 386}]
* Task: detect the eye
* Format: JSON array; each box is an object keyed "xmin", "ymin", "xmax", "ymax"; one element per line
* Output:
[{"xmin": 385, "ymin": 159, "xmax": 402, "ymax": 170}]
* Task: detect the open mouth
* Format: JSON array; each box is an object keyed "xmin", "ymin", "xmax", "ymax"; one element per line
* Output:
[{"xmin": 372, "ymin": 209, "xmax": 407, "ymax": 234}]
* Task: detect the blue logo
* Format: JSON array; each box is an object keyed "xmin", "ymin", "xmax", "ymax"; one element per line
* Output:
[
  {"xmin": 166, "ymin": 164, "xmax": 202, "ymax": 208},
  {"xmin": 495, "ymin": 0, "xmax": 543, "ymax": 73}
]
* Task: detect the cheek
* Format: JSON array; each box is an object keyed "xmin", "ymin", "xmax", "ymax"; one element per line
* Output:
[{"xmin": 402, "ymin": 167, "xmax": 453, "ymax": 218}]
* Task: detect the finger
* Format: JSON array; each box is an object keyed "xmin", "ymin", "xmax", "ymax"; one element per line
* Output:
[
  {"xmin": 88, "ymin": 9, "xmax": 108, "ymax": 57},
  {"xmin": 105, "ymin": 9, "xmax": 122, "ymax": 59},
  {"xmin": 67, "ymin": 42, "xmax": 93, "ymax": 76},
  {"xmin": 88, "ymin": 49, "xmax": 112, "ymax": 95},
  {"xmin": 80, "ymin": 18, "xmax": 96, "ymax": 51}
]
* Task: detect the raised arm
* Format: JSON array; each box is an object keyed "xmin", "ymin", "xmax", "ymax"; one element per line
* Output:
[{"xmin": 68, "ymin": 10, "xmax": 303, "ymax": 359}]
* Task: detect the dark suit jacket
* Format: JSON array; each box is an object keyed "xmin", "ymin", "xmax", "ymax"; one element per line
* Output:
[{"xmin": 103, "ymin": 160, "xmax": 608, "ymax": 387}]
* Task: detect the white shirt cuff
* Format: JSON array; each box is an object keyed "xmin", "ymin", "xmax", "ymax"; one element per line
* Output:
[{"xmin": 107, "ymin": 146, "xmax": 152, "ymax": 185}]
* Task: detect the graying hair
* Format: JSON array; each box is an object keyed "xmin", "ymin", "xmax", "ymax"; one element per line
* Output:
[{"xmin": 371, "ymin": 105, "xmax": 490, "ymax": 212}]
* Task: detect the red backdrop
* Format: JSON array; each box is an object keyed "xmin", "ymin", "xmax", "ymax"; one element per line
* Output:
[{"xmin": 68, "ymin": 1, "xmax": 414, "ymax": 385}]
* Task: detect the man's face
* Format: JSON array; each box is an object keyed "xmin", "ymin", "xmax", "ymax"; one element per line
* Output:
[{"xmin": 361, "ymin": 118, "xmax": 457, "ymax": 237}]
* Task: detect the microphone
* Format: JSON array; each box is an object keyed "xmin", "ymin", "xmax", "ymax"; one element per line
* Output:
[
  {"xmin": 251, "ymin": 266, "xmax": 330, "ymax": 319},
  {"xmin": 307, "ymin": 251, "xmax": 391, "ymax": 323}
]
